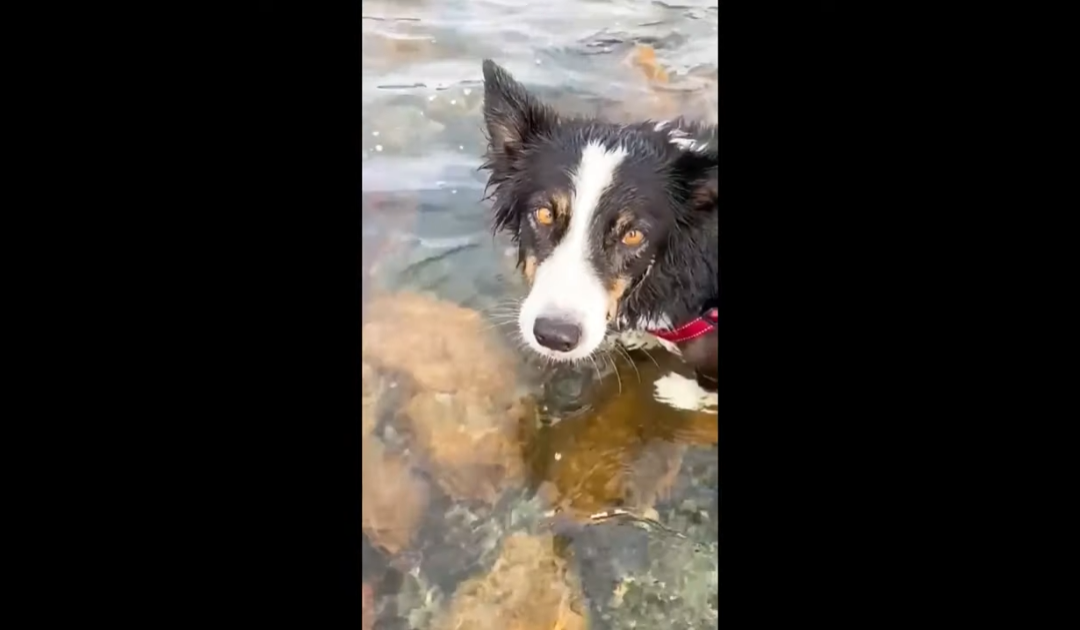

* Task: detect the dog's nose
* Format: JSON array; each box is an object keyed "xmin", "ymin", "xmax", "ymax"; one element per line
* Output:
[{"xmin": 533, "ymin": 317, "xmax": 582, "ymax": 352}]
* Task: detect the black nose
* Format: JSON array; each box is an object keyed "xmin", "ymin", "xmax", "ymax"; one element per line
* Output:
[{"xmin": 533, "ymin": 317, "xmax": 582, "ymax": 352}]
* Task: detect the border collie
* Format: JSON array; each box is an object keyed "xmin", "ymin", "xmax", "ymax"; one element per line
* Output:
[{"xmin": 479, "ymin": 60, "xmax": 718, "ymax": 412}]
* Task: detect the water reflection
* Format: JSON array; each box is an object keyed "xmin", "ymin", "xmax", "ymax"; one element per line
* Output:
[{"xmin": 362, "ymin": 1, "xmax": 718, "ymax": 628}]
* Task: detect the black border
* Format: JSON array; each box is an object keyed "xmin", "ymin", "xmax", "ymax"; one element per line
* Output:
[{"xmin": 11, "ymin": 0, "xmax": 1022, "ymax": 624}]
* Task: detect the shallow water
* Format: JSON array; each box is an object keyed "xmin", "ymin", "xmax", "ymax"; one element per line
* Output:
[{"xmin": 362, "ymin": 1, "xmax": 719, "ymax": 628}]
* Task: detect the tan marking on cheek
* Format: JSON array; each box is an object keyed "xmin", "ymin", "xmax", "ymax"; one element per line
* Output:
[
  {"xmin": 606, "ymin": 277, "xmax": 630, "ymax": 321},
  {"xmin": 523, "ymin": 255, "xmax": 538, "ymax": 285},
  {"xmin": 551, "ymin": 191, "xmax": 572, "ymax": 221}
]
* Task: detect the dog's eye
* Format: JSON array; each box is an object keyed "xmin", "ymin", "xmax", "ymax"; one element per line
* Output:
[
  {"xmin": 534, "ymin": 207, "xmax": 554, "ymax": 226},
  {"xmin": 621, "ymin": 229, "xmax": 644, "ymax": 246}
]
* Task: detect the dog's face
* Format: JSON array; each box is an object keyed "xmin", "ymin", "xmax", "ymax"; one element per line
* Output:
[{"xmin": 480, "ymin": 60, "xmax": 715, "ymax": 362}]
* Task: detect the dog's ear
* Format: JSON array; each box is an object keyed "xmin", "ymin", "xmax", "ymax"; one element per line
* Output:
[
  {"xmin": 673, "ymin": 147, "xmax": 718, "ymax": 213},
  {"xmin": 482, "ymin": 60, "xmax": 557, "ymax": 162}
]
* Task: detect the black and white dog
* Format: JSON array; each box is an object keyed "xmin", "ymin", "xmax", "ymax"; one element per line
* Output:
[{"xmin": 480, "ymin": 60, "xmax": 718, "ymax": 412}]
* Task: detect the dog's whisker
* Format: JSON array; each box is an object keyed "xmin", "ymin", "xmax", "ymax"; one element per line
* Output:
[
  {"xmin": 481, "ymin": 320, "xmax": 520, "ymax": 332},
  {"xmin": 477, "ymin": 301, "xmax": 524, "ymax": 316},
  {"xmin": 637, "ymin": 346, "xmax": 662, "ymax": 369},
  {"xmin": 587, "ymin": 355, "xmax": 604, "ymax": 385},
  {"xmin": 615, "ymin": 345, "xmax": 641, "ymax": 384},
  {"xmin": 484, "ymin": 315, "xmax": 520, "ymax": 323},
  {"xmin": 482, "ymin": 318, "xmax": 517, "ymax": 326},
  {"xmin": 602, "ymin": 351, "xmax": 622, "ymax": 394}
]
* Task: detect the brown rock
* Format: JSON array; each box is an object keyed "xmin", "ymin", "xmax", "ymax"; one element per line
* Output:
[
  {"xmin": 535, "ymin": 357, "xmax": 718, "ymax": 520},
  {"xmin": 361, "ymin": 436, "xmax": 429, "ymax": 555},
  {"xmin": 628, "ymin": 44, "xmax": 670, "ymax": 84},
  {"xmin": 362, "ymin": 292, "xmax": 517, "ymax": 394},
  {"xmin": 361, "ymin": 28, "xmax": 441, "ymax": 74},
  {"xmin": 362, "ymin": 292, "xmax": 529, "ymax": 503},
  {"xmin": 362, "ymin": 582, "xmax": 375, "ymax": 630},
  {"xmin": 602, "ymin": 43, "xmax": 718, "ymax": 126},
  {"xmin": 434, "ymin": 533, "xmax": 588, "ymax": 630},
  {"xmin": 542, "ymin": 388, "xmax": 646, "ymax": 517},
  {"xmin": 361, "ymin": 362, "xmax": 381, "ymax": 439},
  {"xmin": 403, "ymin": 389, "xmax": 526, "ymax": 503}
]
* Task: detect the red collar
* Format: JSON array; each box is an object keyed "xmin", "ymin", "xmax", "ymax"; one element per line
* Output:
[{"xmin": 648, "ymin": 308, "xmax": 718, "ymax": 343}]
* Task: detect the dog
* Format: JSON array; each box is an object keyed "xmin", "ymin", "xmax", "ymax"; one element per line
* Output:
[{"xmin": 479, "ymin": 60, "xmax": 718, "ymax": 412}]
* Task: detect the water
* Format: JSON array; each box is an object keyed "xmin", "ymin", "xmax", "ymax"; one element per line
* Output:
[{"xmin": 361, "ymin": 2, "xmax": 718, "ymax": 628}]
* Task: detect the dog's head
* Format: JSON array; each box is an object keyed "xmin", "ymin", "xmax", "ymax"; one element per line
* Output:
[{"xmin": 480, "ymin": 60, "xmax": 716, "ymax": 362}]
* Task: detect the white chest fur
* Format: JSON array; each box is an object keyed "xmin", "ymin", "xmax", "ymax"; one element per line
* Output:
[{"xmin": 652, "ymin": 372, "xmax": 718, "ymax": 413}]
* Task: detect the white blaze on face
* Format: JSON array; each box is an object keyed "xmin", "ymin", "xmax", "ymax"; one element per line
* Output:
[{"xmin": 519, "ymin": 141, "xmax": 627, "ymax": 361}]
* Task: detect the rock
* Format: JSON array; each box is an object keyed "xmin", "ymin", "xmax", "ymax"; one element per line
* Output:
[
  {"xmin": 525, "ymin": 347, "xmax": 720, "ymax": 521},
  {"xmin": 361, "ymin": 436, "xmax": 430, "ymax": 555},
  {"xmin": 628, "ymin": 44, "xmax": 670, "ymax": 83},
  {"xmin": 361, "ymin": 354, "xmax": 431, "ymax": 555},
  {"xmin": 362, "ymin": 292, "xmax": 516, "ymax": 394},
  {"xmin": 362, "ymin": 292, "xmax": 529, "ymax": 503},
  {"xmin": 362, "ymin": 582, "xmax": 376, "ymax": 630},
  {"xmin": 403, "ymin": 389, "xmax": 527, "ymax": 503},
  {"xmin": 361, "ymin": 362, "xmax": 381, "ymax": 439},
  {"xmin": 414, "ymin": 500, "xmax": 507, "ymax": 594},
  {"xmin": 536, "ymin": 373, "xmax": 686, "ymax": 519},
  {"xmin": 570, "ymin": 522, "xmax": 718, "ymax": 630},
  {"xmin": 434, "ymin": 532, "xmax": 589, "ymax": 630}
]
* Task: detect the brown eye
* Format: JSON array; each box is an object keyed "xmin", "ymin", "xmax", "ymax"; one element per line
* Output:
[
  {"xmin": 534, "ymin": 207, "xmax": 554, "ymax": 225},
  {"xmin": 622, "ymin": 229, "xmax": 644, "ymax": 246}
]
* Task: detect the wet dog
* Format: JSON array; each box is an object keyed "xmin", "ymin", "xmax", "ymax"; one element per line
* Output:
[{"xmin": 479, "ymin": 60, "xmax": 718, "ymax": 412}]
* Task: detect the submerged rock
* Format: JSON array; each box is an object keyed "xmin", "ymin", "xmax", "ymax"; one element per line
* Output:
[
  {"xmin": 367, "ymin": 492, "xmax": 556, "ymax": 630},
  {"xmin": 362, "ymin": 292, "xmax": 529, "ymax": 504},
  {"xmin": 402, "ymin": 389, "xmax": 527, "ymax": 504},
  {"xmin": 433, "ymin": 532, "xmax": 589, "ymax": 630},
  {"xmin": 361, "ymin": 291, "xmax": 720, "ymax": 627},
  {"xmin": 529, "ymin": 355, "xmax": 718, "ymax": 521},
  {"xmin": 362, "ymin": 436, "xmax": 431, "ymax": 555},
  {"xmin": 362, "ymin": 292, "xmax": 517, "ymax": 394},
  {"xmin": 363, "ymin": 582, "xmax": 376, "ymax": 630},
  {"xmin": 362, "ymin": 362, "xmax": 382, "ymax": 439},
  {"xmin": 570, "ymin": 517, "xmax": 718, "ymax": 630}
]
